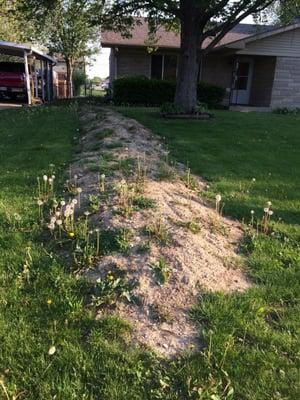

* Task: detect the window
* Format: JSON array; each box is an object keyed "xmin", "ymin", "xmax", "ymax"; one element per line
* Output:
[
  {"xmin": 151, "ymin": 54, "xmax": 178, "ymax": 80},
  {"xmin": 151, "ymin": 55, "xmax": 163, "ymax": 79}
]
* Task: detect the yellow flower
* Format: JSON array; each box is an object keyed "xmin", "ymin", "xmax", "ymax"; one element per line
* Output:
[
  {"xmin": 69, "ymin": 232, "xmax": 75, "ymax": 238},
  {"xmin": 108, "ymin": 275, "xmax": 114, "ymax": 281},
  {"xmin": 47, "ymin": 299, "xmax": 52, "ymax": 305}
]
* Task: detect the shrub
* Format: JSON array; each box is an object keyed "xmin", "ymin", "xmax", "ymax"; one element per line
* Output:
[
  {"xmin": 73, "ymin": 68, "xmax": 87, "ymax": 96},
  {"xmin": 113, "ymin": 76, "xmax": 225, "ymax": 107}
]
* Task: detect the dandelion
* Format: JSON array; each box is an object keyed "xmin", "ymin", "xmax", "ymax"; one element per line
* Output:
[
  {"xmin": 76, "ymin": 187, "xmax": 82, "ymax": 208},
  {"xmin": 60, "ymin": 200, "xmax": 66, "ymax": 206},
  {"xmin": 69, "ymin": 232, "xmax": 75, "ymax": 238},
  {"xmin": 264, "ymin": 207, "xmax": 269, "ymax": 213},
  {"xmin": 72, "ymin": 198, "xmax": 78, "ymax": 205},
  {"xmin": 95, "ymin": 228, "xmax": 100, "ymax": 256},
  {"xmin": 84, "ymin": 211, "xmax": 90, "ymax": 217},
  {"xmin": 43, "ymin": 175, "xmax": 48, "ymax": 182},
  {"xmin": 37, "ymin": 199, "xmax": 43, "ymax": 206},
  {"xmin": 267, "ymin": 201, "xmax": 272, "ymax": 207},
  {"xmin": 99, "ymin": 173, "xmax": 106, "ymax": 192},
  {"xmin": 48, "ymin": 346, "xmax": 56, "ymax": 355},
  {"xmin": 215, "ymin": 194, "xmax": 222, "ymax": 214},
  {"xmin": 268, "ymin": 210, "xmax": 274, "ymax": 216},
  {"xmin": 252, "ymin": 178, "xmax": 256, "ymax": 182},
  {"xmin": 47, "ymin": 299, "xmax": 52, "ymax": 305},
  {"xmin": 48, "ymin": 223, "xmax": 55, "ymax": 231},
  {"xmin": 56, "ymin": 219, "xmax": 62, "ymax": 226},
  {"xmin": 250, "ymin": 210, "xmax": 255, "ymax": 227}
]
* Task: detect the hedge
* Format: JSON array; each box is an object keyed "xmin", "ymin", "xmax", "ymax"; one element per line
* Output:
[{"xmin": 112, "ymin": 76, "xmax": 226, "ymax": 107}]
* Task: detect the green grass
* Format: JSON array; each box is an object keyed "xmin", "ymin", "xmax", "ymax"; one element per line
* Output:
[
  {"xmin": 1, "ymin": 104, "xmax": 299, "ymax": 399},
  {"xmin": 0, "ymin": 105, "xmax": 164, "ymax": 400},
  {"xmin": 116, "ymin": 107, "xmax": 300, "ymax": 399}
]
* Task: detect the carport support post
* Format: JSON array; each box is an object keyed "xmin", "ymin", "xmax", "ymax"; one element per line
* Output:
[{"xmin": 24, "ymin": 50, "xmax": 32, "ymax": 105}]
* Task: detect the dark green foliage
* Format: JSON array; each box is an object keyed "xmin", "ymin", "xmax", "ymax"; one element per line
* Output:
[{"xmin": 113, "ymin": 76, "xmax": 225, "ymax": 107}]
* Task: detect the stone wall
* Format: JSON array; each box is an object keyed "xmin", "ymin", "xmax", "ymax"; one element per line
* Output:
[{"xmin": 271, "ymin": 57, "xmax": 300, "ymax": 108}]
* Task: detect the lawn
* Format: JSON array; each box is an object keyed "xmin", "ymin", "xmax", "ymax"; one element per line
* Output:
[
  {"xmin": 0, "ymin": 104, "xmax": 299, "ymax": 400},
  {"xmin": 117, "ymin": 107, "xmax": 300, "ymax": 399}
]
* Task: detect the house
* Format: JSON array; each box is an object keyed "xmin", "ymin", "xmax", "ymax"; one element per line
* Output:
[{"xmin": 101, "ymin": 19, "xmax": 300, "ymax": 110}]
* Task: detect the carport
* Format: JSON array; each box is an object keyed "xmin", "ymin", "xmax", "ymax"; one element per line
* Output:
[{"xmin": 0, "ymin": 41, "xmax": 56, "ymax": 105}]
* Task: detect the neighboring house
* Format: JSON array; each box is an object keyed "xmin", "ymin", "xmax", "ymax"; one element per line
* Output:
[{"xmin": 101, "ymin": 19, "xmax": 300, "ymax": 110}]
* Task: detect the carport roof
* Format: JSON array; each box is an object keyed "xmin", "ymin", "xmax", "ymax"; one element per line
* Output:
[{"xmin": 0, "ymin": 41, "xmax": 55, "ymax": 63}]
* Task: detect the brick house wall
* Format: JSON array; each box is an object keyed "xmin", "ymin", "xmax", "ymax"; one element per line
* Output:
[{"xmin": 271, "ymin": 57, "xmax": 300, "ymax": 108}]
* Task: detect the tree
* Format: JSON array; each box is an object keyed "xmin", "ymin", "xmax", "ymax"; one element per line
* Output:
[
  {"xmin": 14, "ymin": 0, "xmax": 102, "ymax": 97},
  {"xmin": 104, "ymin": 0, "xmax": 276, "ymax": 113},
  {"xmin": 265, "ymin": 0, "xmax": 300, "ymax": 24}
]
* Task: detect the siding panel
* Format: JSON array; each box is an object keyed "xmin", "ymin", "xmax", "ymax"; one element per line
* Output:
[{"xmin": 238, "ymin": 28, "xmax": 300, "ymax": 57}]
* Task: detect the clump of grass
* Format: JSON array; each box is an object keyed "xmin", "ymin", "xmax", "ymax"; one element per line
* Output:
[
  {"xmin": 151, "ymin": 256, "xmax": 169, "ymax": 285},
  {"xmin": 118, "ymin": 157, "xmax": 136, "ymax": 176},
  {"xmin": 132, "ymin": 196, "xmax": 156, "ymax": 210},
  {"xmin": 182, "ymin": 166, "xmax": 199, "ymax": 191},
  {"xmin": 148, "ymin": 303, "xmax": 172, "ymax": 323},
  {"xmin": 105, "ymin": 141, "xmax": 124, "ymax": 149},
  {"xmin": 156, "ymin": 161, "xmax": 177, "ymax": 181},
  {"xmin": 145, "ymin": 218, "xmax": 172, "ymax": 245},
  {"xmin": 136, "ymin": 240, "xmax": 151, "ymax": 254},
  {"xmin": 95, "ymin": 128, "xmax": 113, "ymax": 140},
  {"xmin": 176, "ymin": 219, "xmax": 202, "ymax": 234},
  {"xmin": 101, "ymin": 227, "xmax": 133, "ymax": 255}
]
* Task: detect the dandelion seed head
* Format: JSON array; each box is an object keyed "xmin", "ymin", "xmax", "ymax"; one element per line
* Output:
[
  {"xmin": 267, "ymin": 201, "xmax": 272, "ymax": 207},
  {"xmin": 100, "ymin": 174, "xmax": 105, "ymax": 180},
  {"xmin": 251, "ymin": 210, "xmax": 255, "ymax": 215},
  {"xmin": 56, "ymin": 219, "xmax": 63, "ymax": 226},
  {"xmin": 264, "ymin": 207, "xmax": 269, "ymax": 213},
  {"xmin": 48, "ymin": 346, "xmax": 56, "ymax": 355},
  {"xmin": 60, "ymin": 200, "xmax": 66, "ymax": 206},
  {"xmin": 43, "ymin": 175, "xmax": 48, "ymax": 182},
  {"xmin": 84, "ymin": 211, "xmax": 90, "ymax": 217},
  {"xmin": 37, "ymin": 199, "xmax": 43, "ymax": 206},
  {"xmin": 268, "ymin": 210, "xmax": 274, "ymax": 216},
  {"xmin": 77, "ymin": 187, "xmax": 82, "ymax": 194},
  {"xmin": 72, "ymin": 199, "xmax": 78, "ymax": 205},
  {"xmin": 215, "ymin": 194, "xmax": 222, "ymax": 202}
]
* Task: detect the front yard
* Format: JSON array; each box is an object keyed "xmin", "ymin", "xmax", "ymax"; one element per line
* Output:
[{"xmin": 0, "ymin": 104, "xmax": 299, "ymax": 399}]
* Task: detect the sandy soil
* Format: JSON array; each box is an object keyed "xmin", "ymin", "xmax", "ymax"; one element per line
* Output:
[{"xmin": 71, "ymin": 105, "xmax": 251, "ymax": 356}]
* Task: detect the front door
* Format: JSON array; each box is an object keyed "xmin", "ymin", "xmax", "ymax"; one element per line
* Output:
[{"xmin": 231, "ymin": 59, "xmax": 253, "ymax": 105}]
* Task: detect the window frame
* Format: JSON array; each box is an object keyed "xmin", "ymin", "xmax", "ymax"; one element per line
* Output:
[{"xmin": 150, "ymin": 54, "xmax": 178, "ymax": 80}]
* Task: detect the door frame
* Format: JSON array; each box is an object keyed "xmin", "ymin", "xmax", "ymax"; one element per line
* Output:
[{"xmin": 230, "ymin": 57, "xmax": 254, "ymax": 105}]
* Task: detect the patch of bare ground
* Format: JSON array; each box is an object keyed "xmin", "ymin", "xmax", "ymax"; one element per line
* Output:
[{"xmin": 72, "ymin": 104, "xmax": 251, "ymax": 357}]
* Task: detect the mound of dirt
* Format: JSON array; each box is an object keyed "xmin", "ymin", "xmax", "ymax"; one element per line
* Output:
[{"xmin": 71, "ymin": 105, "xmax": 251, "ymax": 357}]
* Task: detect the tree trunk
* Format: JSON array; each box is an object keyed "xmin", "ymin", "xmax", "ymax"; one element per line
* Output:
[
  {"xmin": 66, "ymin": 58, "xmax": 74, "ymax": 98},
  {"xmin": 175, "ymin": 0, "xmax": 203, "ymax": 113}
]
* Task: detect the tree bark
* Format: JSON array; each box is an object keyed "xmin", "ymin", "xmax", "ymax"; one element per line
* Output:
[
  {"xmin": 66, "ymin": 58, "xmax": 74, "ymax": 98},
  {"xmin": 174, "ymin": 0, "xmax": 203, "ymax": 113}
]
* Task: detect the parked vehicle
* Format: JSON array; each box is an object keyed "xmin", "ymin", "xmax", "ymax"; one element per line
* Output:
[{"xmin": 0, "ymin": 62, "xmax": 26, "ymax": 100}]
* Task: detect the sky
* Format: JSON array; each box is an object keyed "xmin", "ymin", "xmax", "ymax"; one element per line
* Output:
[{"xmin": 87, "ymin": 14, "xmax": 255, "ymax": 79}]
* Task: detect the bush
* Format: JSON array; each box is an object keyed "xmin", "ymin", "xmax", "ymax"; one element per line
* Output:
[
  {"xmin": 113, "ymin": 76, "xmax": 225, "ymax": 108},
  {"xmin": 73, "ymin": 69, "xmax": 87, "ymax": 96}
]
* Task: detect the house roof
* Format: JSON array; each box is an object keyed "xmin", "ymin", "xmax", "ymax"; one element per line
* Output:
[{"xmin": 101, "ymin": 19, "xmax": 274, "ymax": 49}]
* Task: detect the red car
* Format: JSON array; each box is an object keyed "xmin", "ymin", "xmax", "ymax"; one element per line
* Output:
[{"xmin": 0, "ymin": 62, "xmax": 27, "ymax": 100}]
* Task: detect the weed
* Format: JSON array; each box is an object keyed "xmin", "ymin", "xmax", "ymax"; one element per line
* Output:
[
  {"xmin": 183, "ymin": 166, "xmax": 199, "ymax": 191},
  {"xmin": 176, "ymin": 219, "xmax": 202, "ymax": 234},
  {"xmin": 148, "ymin": 303, "xmax": 172, "ymax": 323},
  {"xmin": 156, "ymin": 161, "xmax": 177, "ymax": 181},
  {"xmin": 151, "ymin": 256, "xmax": 169, "ymax": 285},
  {"xmin": 132, "ymin": 196, "xmax": 156, "ymax": 210},
  {"xmin": 88, "ymin": 194, "xmax": 101, "ymax": 213},
  {"xmin": 118, "ymin": 157, "xmax": 136, "ymax": 176},
  {"xmin": 136, "ymin": 240, "xmax": 151, "ymax": 254},
  {"xmin": 115, "ymin": 179, "xmax": 134, "ymax": 218},
  {"xmin": 105, "ymin": 141, "xmax": 124, "ymax": 149},
  {"xmin": 145, "ymin": 218, "xmax": 172, "ymax": 245},
  {"xmin": 95, "ymin": 128, "xmax": 113, "ymax": 140},
  {"xmin": 91, "ymin": 270, "xmax": 138, "ymax": 307}
]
